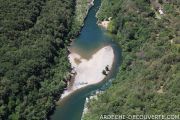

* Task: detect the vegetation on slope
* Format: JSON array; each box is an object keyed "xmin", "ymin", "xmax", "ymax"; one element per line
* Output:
[
  {"xmin": 0, "ymin": 0, "xmax": 75, "ymax": 119},
  {"xmin": 70, "ymin": 0, "xmax": 94, "ymax": 37},
  {"xmin": 84, "ymin": 0, "xmax": 180, "ymax": 119}
]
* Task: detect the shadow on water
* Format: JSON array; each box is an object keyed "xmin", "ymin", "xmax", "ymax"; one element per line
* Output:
[
  {"xmin": 69, "ymin": 0, "xmax": 112, "ymax": 59},
  {"xmin": 50, "ymin": 0, "xmax": 122, "ymax": 120}
]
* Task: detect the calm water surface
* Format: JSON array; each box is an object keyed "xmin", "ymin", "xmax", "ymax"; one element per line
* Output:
[{"xmin": 50, "ymin": 0, "xmax": 121, "ymax": 120}]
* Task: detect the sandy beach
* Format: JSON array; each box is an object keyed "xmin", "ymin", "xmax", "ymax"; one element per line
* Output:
[
  {"xmin": 98, "ymin": 17, "xmax": 112, "ymax": 29},
  {"xmin": 61, "ymin": 46, "xmax": 114, "ymax": 98},
  {"xmin": 98, "ymin": 21, "xmax": 110, "ymax": 29}
]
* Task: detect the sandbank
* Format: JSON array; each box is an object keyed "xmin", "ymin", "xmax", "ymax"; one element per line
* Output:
[{"xmin": 61, "ymin": 46, "xmax": 114, "ymax": 99}]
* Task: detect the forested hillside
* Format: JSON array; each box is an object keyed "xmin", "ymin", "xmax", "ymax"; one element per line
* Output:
[
  {"xmin": 0, "ymin": 0, "xmax": 75, "ymax": 119},
  {"xmin": 70, "ymin": 0, "xmax": 94, "ymax": 37},
  {"xmin": 84, "ymin": 0, "xmax": 180, "ymax": 119}
]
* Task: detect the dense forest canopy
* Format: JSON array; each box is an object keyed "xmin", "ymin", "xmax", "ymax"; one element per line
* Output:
[
  {"xmin": 0, "ymin": 0, "xmax": 179, "ymax": 119},
  {"xmin": 0, "ymin": 0, "xmax": 76, "ymax": 119},
  {"xmin": 84, "ymin": 0, "xmax": 180, "ymax": 119}
]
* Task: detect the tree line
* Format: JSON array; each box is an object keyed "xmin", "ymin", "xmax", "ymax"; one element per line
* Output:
[
  {"xmin": 0, "ymin": 0, "xmax": 78, "ymax": 119},
  {"xmin": 83, "ymin": 0, "xmax": 180, "ymax": 119}
]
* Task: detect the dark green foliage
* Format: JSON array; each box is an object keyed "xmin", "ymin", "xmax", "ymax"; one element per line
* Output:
[
  {"xmin": 84, "ymin": 0, "xmax": 180, "ymax": 119},
  {"xmin": 0, "ymin": 0, "xmax": 75, "ymax": 119}
]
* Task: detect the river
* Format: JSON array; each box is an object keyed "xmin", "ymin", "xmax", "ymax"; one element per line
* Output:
[{"xmin": 50, "ymin": 0, "xmax": 121, "ymax": 120}]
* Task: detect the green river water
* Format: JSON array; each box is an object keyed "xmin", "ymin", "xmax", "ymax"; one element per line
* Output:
[{"xmin": 50, "ymin": 0, "xmax": 121, "ymax": 120}]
